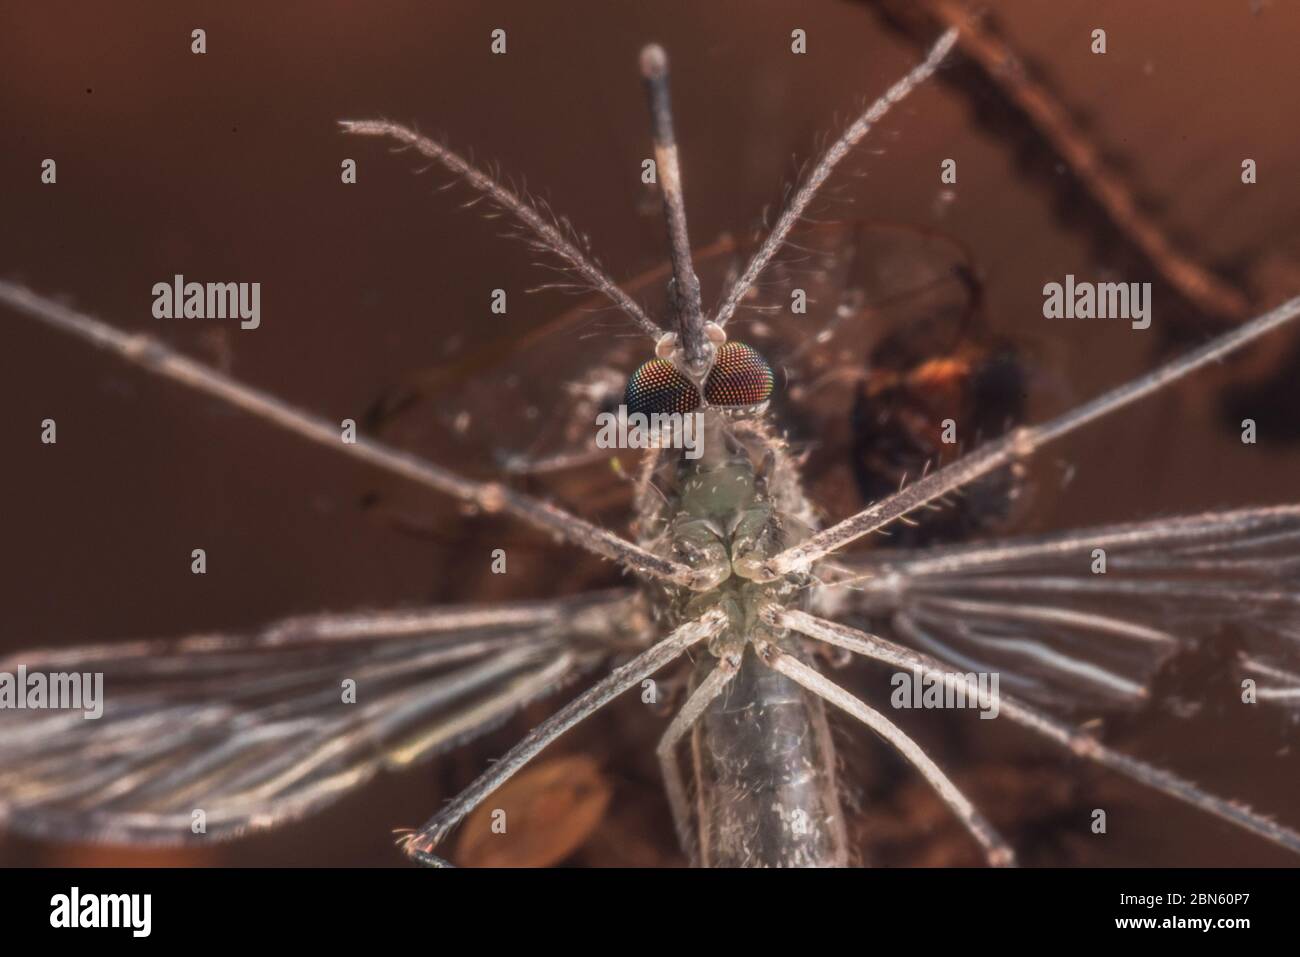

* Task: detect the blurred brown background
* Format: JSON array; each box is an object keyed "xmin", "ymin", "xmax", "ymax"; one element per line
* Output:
[{"xmin": 2, "ymin": 0, "xmax": 1299, "ymax": 866}]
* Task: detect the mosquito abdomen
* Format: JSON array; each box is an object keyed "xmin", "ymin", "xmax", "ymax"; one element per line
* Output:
[{"xmin": 690, "ymin": 640, "xmax": 850, "ymax": 867}]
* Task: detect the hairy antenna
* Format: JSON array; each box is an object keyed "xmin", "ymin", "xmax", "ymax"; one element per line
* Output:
[
  {"xmin": 339, "ymin": 119, "xmax": 662, "ymax": 339},
  {"xmin": 713, "ymin": 27, "xmax": 959, "ymax": 328}
]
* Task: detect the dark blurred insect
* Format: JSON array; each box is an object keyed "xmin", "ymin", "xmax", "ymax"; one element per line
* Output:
[{"xmin": 2, "ymin": 28, "xmax": 1300, "ymax": 867}]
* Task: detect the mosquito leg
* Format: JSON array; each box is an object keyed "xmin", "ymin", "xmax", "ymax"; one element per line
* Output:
[
  {"xmin": 401, "ymin": 610, "xmax": 727, "ymax": 866},
  {"xmin": 752, "ymin": 638, "xmax": 1016, "ymax": 867},
  {"xmin": 825, "ymin": 504, "xmax": 1300, "ymax": 584},
  {"xmin": 752, "ymin": 293, "xmax": 1300, "ymax": 579},
  {"xmin": 337, "ymin": 121, "xmax": 661, "ymax": 339},
  {"xmin": 712, "ymin": 27, "xmax": 959, "ymax": 329},
  {"xmin": 770, "ymin": 607, "xmax": 1300, "ymax": 856},
  {"xmin": 2, "ymin": 590, "xmax": 638, "ymax": 680},
  {"xmin": 639, "ymin": 45, "xmax": 709, "ymax": 378},
  {"xmin": 0, "ymin": 282, "xmax": 718, "ymax": 591},
  {"xmin": 655, "ymin": 645, "xmax": 742, "ymax": 863}
]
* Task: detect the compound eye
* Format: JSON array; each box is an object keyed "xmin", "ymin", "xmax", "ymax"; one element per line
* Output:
[
  {"xmin": 702, "ymin": 341, "xmax": 774, "ymax": 408},
  {"xmin": 624, "ymin": 358, "xmax": 701, "ymax": 415}
]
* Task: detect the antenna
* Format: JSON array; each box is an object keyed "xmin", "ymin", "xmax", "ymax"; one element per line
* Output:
[
  {"xmin": 640, "ymin": 44, "xmax": 711, "ymax": 380},
  {"xmin": 712, "ymin": 27, "xmax": 959, "ymax": 329}
]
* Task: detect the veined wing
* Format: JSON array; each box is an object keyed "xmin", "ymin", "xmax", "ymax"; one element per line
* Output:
[
  {"xmin": 0, "ymin": 589, "xmax": 642, "ymax": 845},
  {"xmin": 814, "ymin": 506, "xmax": 1300, "ymax": 713}
]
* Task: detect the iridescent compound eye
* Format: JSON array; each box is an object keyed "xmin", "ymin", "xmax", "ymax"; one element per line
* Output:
[
  {"xmin": 624, "ymin": 342, "xmax": 775, "ymax": 415},
  {"xmin": 624, "ymin": 358, "xmax": 701, "ymax": 415},
  {"xmin": 703, "ymin": 341, "xmax": 774, "ymax": 408}
]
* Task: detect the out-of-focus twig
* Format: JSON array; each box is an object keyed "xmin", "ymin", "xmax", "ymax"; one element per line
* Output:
[{"xmin": 873, "ymin": 0, "xmax": 1249, "ymax": 321}]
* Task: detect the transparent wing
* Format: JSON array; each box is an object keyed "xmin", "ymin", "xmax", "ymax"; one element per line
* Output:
[
  {"xmin": 815, "ymin": 506, "xmax": 1300, "ymax": 713},
  {"xmin": 364, "ymin": 222, "xmax": 1014, "ymax": 541},
  {"xmin": 736, "ymin": 221, "xmax": 1027, "ymax": 537},
  {"xmin": 0, "ymin": 589, "xmax": 641, "ymax": 845},
  {"xmin": 731, "ymin": 221, "xmax": 980, "ymax": 380},
  {"xmin": 359, "ymin": 241, "xmax": 729, "ymax": 541}
]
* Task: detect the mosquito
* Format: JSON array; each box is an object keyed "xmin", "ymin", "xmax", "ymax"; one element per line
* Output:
[{"xmin": 2, "ymin": 27, "xmax": 1299, "ymax": 867}]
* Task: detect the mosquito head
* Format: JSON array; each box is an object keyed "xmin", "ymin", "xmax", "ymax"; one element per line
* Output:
[{"xmin": 624, "ymin": 335, "xmax": 775, "ymax": 417}]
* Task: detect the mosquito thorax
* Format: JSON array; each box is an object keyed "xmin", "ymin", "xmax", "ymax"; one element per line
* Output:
[
  {"xmin": 651, "ymin": 410, "xmax": 813, "ymax": 604},
  {"xmin": 677, "ymin": 576, "xmax": 804, "ymax": 657}
]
